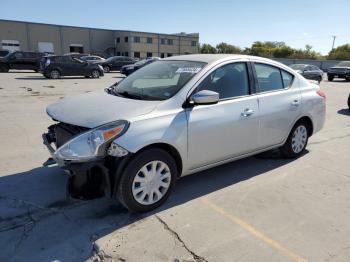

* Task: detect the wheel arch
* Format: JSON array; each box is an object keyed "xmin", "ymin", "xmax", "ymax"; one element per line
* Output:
[
  {"xmin": 135, "ymin": 142, "xmax": 183, "ymax": 177},
  {"xmin": 294, "ymin": 115, "xmax": 314, "ymax": 137}
]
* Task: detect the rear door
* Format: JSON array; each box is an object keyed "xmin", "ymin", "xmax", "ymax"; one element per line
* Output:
[
  {"xmin": 9, "ymin": 52, "xmax": 25, "ymax": 69},
  {"xmin": 252, "ymin": 62, "xmax": 301, "ymax": 148},
  {"xmin": 187, "ymin": 61, "xmax": 260, "ymax": 169}
]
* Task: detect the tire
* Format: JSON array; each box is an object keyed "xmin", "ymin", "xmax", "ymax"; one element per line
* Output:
[
  {"xmin": 347, "ymin": 94, "xmax": 350, "ymax": 109},
  {"xmin": 103, "ymin": 66, "xmax": 110, "ymax": 73},
  {"xmin": 328, "ymin": 76, "xmax": 333, "ymax": 81},
  {"xmin": 116, "ymin": 148, "xmax": 177, "ymax": 212},
  {"xmin": 280, "ymin": 121, "xmax": 309, "ymax": 158},
  {"xmin": 0, "ymin": 64, "xmax": 9, "ymax": 73},
  {"xmin": 91, "ymin": 70, "xmax": 100, "ymax": 78},
  {"xmin": 49, "ymin": 69, "xmax": 60, "ymax": 79},
  {"xmin": 317, "ymin": 76, "xmax": 322, "ymax": 83}
]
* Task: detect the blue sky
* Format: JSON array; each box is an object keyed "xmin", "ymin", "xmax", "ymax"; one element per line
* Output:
[{"xmin": 1, "ymin": 0, "xmax": 349, "ymax": 54}]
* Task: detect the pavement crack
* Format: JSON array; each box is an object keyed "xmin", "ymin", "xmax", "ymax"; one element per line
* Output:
[{"xmin": 155, "ymin": 215, "xmax": 208, "ymax": 262}]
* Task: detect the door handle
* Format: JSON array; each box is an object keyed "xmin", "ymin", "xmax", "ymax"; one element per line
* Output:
[
  {"xmin": 241, "ymin": 108, "xmax": 254, "ymax": 117},
  {"xmin": 291, "ymin": 100, "xmax": 300, "ymax": 107}
]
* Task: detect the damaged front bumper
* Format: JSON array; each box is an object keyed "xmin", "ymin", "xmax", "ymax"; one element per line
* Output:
[{"xmin": 42, "ymin": 123, "xmax": 130, "ymax": 200}]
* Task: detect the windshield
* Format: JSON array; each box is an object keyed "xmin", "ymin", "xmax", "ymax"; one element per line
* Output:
[
  {"xmin": 106, "ymin": 57, "xmax": 117, "ymax": 62},
  {"xmin": 112, "ymin": 60, "xmax": 206, "ymax": 101},
  {"xmin": 290, "ymin": 64, "xmax": 306, "ymax": 70},
  {"xmin": 336, "ymin": 61, "xmax": 350, "ymax": 67}
]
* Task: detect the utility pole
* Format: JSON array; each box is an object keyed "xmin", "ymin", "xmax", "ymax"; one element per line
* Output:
[{"xmin": 331, "ymin": 35, "xmax": 337, "ymax": 51}]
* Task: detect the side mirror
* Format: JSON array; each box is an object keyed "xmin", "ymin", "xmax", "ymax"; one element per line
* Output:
[{"xmin": 190, "ymin": 90, "xmax": 219, "ymax": 105}]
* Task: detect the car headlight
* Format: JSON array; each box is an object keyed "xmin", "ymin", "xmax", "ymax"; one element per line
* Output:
[{"xmin": 55, "ymin": 120, "xmax": 129, "ymax": 161}]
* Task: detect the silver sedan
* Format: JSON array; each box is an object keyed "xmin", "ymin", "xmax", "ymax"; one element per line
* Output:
[{"xmin": 43, "ymin": 54, "xmax": 326, "ymax": 212}]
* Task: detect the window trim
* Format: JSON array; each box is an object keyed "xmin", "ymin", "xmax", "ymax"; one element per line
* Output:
[
  {"xmin": 186, "ymin": 60, "xmax": 256, "ymax": 104},
  {"xmin": 251, "ymin": 62, "xmax": 295, "ymax": 94}
]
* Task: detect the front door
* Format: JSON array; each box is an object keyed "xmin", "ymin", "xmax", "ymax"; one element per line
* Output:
[{"xmin": 187, "ymin": 62, "xmax": 260, "ymax": 170}]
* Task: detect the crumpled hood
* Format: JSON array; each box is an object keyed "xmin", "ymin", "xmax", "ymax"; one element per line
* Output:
[{"xmin": 47, "ymin": 89, "xmax": 160, "ymax": 128}]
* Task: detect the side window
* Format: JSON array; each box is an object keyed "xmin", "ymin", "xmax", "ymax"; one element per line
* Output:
[
  {"xmin": 254, "ymin": 63, "xmax": 284, "ymax": 92},
  {"xmin": 14, "ymin": 52, "xmax": 23, "ymax": 59},
  {"xmin": 281, "ymin": 70, "xmax": 293, "ymax": 88},
  {"xmin": 197, "ymin": 63, "xmax": 250, "ymax": 99}
]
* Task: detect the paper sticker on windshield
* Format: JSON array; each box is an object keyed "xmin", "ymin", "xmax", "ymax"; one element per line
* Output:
[{"xmin": 176, "ymin": 67, "xmax": 202, "ymax": 74}]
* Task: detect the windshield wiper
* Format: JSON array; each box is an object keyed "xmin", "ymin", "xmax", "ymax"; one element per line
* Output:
[{"xmin": 114, "ymin": 90, "xmax": 144, "ymax": 100}]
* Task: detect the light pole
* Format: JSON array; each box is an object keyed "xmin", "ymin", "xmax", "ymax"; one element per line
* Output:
[{"xmin": 331, "ymin": 35, "xmax": 336, "ymax": 51}]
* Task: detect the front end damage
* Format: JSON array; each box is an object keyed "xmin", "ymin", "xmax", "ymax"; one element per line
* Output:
[{"xmin": 42, "ymin": 121, "xmax": 130, "ymax": 200}]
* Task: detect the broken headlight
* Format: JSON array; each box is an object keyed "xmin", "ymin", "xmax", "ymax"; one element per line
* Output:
[{"xmin": 54, "ymin": 120, "xmax": 129, "ymax": 162}]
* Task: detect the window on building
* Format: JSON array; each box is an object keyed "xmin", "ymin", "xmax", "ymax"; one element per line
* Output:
[
  {"xmin": 117, "ymin": 51, "xmax": 121, "ymax": 56},
  {"xmin": 197, "ymin": 63, "xmax": 250, "ymax": 100},
  {"xmin": 134, "ymin": 36, "xmax": 140, "ymax": 43},
  {"xmin": 167, "ymin": 53, "xmax": 173, "ymax": 57},
  {"xmin": 161, "ymin": 38, "xmax": 165, "ymax": 45},
  {"xmin": 116, "ymin": 37, "xmax": 120, "ymax": 43},
  {"xmin": 161, "ymin": 53, "xmax": 165, "ymax": 58},
  {"xmin": 125, "ymin": 37, "xmax": 128, "ymax": 43},
  {"xmin": 134, "ymin": 52, "xmax": 140, "ymax": 58},
  {"xmin": 147, "ymin": 37, "xmax": 153, "ymax": 44},
  {"xmin": 125, "ymin": 52, "xmax": 129, "ymax": 57},
  {"xmin": 191, "ymin": 41, "xmax": 197, "ymax": 47},
  {"xmin": 168, "ymin": 39, "xmax": 173, "ymax": 45},
  {"xmin": 254, "ymin": 63, "xmax": 286, "ymax": 92},
  {"xmin": 69, "ymin": 44, "xmax": 84, "ymax": 53},
  {"xmin": 147, "ymin": 52, "xmax": 152, "ymax": 58}
]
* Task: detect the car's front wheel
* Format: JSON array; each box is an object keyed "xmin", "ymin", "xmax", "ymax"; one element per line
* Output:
[
  {"xmin": 347, "ymin": 94, "xmax": 350, "ymax": 109},
  {"xmin": 91, "ymin": 70, "xmax": 100, "ymax": 78},
  {"xmin": 280, "ymin": 121, "xmax": 309, "ymax": 158},
  {"xmin": 328, "ymin": 75, "xmax": 333, "ymax": 81},
  {"xmin": 49, "ymin": 69, "xmax": 60, "ymax": 79},
  {"xmin": 103, "ymin": 66, "xmax": 110, "ymax": 73},
  {"xmin": 116, "ymin": 148, "xmax": 177, "ymax": 212}
]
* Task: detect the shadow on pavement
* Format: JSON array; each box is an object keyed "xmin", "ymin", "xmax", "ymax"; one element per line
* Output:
[
  {"xmin": 0, "ymin": 150, "xmax": 301, "ymax": 261},
  {"xmin": 338, "ymin": 108, "xmax": 350, "ymax": 116}
]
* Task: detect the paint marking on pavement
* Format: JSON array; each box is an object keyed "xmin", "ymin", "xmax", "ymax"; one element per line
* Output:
[{"xmin": 200, "ymin": 197, "xmax": 308, "ymax": 262}]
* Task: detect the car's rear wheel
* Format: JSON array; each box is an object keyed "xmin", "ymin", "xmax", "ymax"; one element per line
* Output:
[
  {"xmin": 328, "ymin": 76, "xmax": 333, "ymax": 81},
  {"xmin": 0, "ymin": 64, "xmax": 9, "ymax": 72},
  {"xmin": 116, "ymin": 148, "xmax": 177, "ymax": 212},
  {"xmin": 317, "ymin": 76, "xmax": 322, "ymax": 83},
  {"xmin": 280, "ymin": 121, "xmax": 309, "ymax": 158},
  {"xmin": 91, "ymin": 70, "xmax": 100, "ymax": 78},
  {"xmin": 103, "ymin": 66, "xmax": 110, "ymax": 73},
  {"xmin": 49, "ymin": 69, "xmax": 60, "ymax": 79}
]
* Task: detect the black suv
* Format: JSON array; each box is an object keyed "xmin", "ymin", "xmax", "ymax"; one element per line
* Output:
[
  {"xmin": 0, "ymin": 51, "xmax": 44, "ymax": 72},
  {"xmin": 327, "ymin": 61, "xmax": 350, "ymax": 81},
  {"xmin": 99, "ymin": 56, "xmax": 136, "ymax": 72},
  {"xmin": 40, "ymin": 55, "xmax": 104, "ymax": 79},
  {"xmin": 0, "ymin": 50, "xmax": 10, "ymax": 57}
]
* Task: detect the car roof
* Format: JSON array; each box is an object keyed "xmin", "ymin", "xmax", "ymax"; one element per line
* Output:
[{"xmin": 162, "ymin": 54, "xmax": 278, "ymax": 64}]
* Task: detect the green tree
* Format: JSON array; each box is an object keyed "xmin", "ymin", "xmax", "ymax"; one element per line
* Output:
[
  {"xmin": 216, "ymin": 42, "xmax": 242, "ymax": 54},
  {"xmin": 200, "ymin": 43, "xmax": 217, "ymax": 54},
  {"xmin": 328, "ymin": 44, "xmax": 350, "ymax": 60}
]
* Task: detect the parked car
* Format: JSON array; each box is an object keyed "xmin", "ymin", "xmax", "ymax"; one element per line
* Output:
[
  {"xmin": 42, "ymin": 54, "xmax": 326, "ymax": 212},
  {"xmin": 290, "ymin": 64, "xmax": 323, "ymax": 83},
  {"xmin": 99, "ymin": 56, "xmax": 136, "ymax": 72},
  {"xmin": 40, "ymin": 55, "xmax": 104, "ymax": 79},
  {"xmin": 121, "ymin": 57, "xmax": 160, "ymax": 76},
  {"xmin": 0, "ymin": 49, "xmax": 10, "ymax": 57},
  {"xmin": 327, "ymin": 61, "xmax": 350, "ymax": 81},
  {"xmin": 0, "ymin": 51, "xmax": 44, "ymax": 72},
  {"xmin": 80, "ymin": 55, "xmax": 106, "ymax": 63}
]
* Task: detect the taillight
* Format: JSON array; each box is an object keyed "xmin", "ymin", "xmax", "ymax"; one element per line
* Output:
[{"xmin": 316, "ymin": 90, "xmax": 326, "ymax": 99}]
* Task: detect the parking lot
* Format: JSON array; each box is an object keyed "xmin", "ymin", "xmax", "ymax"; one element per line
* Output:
[{"xmin": 0, "ymin": 71, "xmax": 349, "ymax": 262}]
